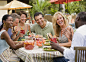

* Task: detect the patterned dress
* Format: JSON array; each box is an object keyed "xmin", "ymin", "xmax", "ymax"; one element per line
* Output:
[
  {"xmin": 0, "ymin": 30, "xmax": 20, "ymax": 62},
  {"xmin": 58, "ymin": 26, "xmax": 70, "ymax": 43}
]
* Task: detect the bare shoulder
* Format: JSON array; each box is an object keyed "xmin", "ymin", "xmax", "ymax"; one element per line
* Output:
[
  {"xmin": 1, "ymin": 30, "xmax": 8, "ymax": 37},
  {"xmin": 2, "ymin": 30, "xmax": 7, "ymax": 35}
]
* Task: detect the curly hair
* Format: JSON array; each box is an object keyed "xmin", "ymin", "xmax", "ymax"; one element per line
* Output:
[
  {"xmin": 52, "ymin": 12, "xmax": 69, "ymax": 37},
  {"xmin": 11, "ymin": 13, "xmax": 20, "ymax": 22}
]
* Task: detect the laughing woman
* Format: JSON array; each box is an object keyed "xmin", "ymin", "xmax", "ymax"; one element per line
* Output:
[
  {"xmin": 0, "ymin": 14, "xmax": 24, "ymax": 62},
  {"xmin": 52, "ymin": 12, "xmax": 74, "ymax": 47},
  {"xmin": 15, "ymin": 11, "xmax": 31, "ymax": 41}
]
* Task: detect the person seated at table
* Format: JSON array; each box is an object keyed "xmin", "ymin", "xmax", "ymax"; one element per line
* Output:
[
  {"xmin": 52, "ymin": 12, "xmax": 74, "ymax": 47},
  {"xmin": 15, "ymin": 11, "xmax": 31, "ymax": 41},
  {"xmin": 0, "ymin": 14, "xmax": 24, "ymax": 62},
  {"xmin": 7, "ymin": 13, "xmax": 23, "ymax": 41},
  {"xmin": 51, "ymin": 12, "xmax": 86, "ymax": 62},
  {"xmin": 31, "ymin": 12, "xmax": 54, "ymax": 38}
]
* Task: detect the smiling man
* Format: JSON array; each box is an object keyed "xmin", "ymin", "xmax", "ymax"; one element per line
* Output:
[{"xmin": 31, "ymin": 12, "xmax": 54, "ymax": 38}]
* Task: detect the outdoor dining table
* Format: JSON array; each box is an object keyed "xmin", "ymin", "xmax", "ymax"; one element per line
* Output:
[{"xmin": 14, "ymin": 45, "xmax": 67, "ymax": 62}]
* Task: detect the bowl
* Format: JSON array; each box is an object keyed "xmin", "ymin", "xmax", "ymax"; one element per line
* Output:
[{"xmin": 24, "ymin": 40, "xmax": 34, "ymax": 50}]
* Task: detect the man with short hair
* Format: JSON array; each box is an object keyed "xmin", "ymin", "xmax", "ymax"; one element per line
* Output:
[
  {"xmin": 50, "ymin": 12, "xmax": 86, "ymax": 62},
  {"xmin": 31, "ymin": 12, "xmax": 54, "ymax": 38}
]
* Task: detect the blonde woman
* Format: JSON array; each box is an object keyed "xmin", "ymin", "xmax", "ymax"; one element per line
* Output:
[{"xmin": 52, "ymin": 12, "xmax": 74, "ymax": 47}]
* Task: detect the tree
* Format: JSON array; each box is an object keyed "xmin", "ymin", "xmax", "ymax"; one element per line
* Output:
[
  {"xmin": 30, "ymin": 0, "xmax": 51, "ymax": 18},
  {"xmin": 65, "ymin": 1, "xmax": 85, "ymax": 14}
]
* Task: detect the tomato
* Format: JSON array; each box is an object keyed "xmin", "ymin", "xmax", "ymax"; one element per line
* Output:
[
  {"xmin": 43, "ymin": 40, "xmax": 45, "ymax": 44},
  {"xmin": 37, "ymin": 43, "xmax": 42, "ymax": 46}
]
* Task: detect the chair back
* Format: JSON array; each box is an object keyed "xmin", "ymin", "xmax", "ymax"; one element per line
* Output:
[
  {"xmin": 74, "ymin": 47, "xmax": 86, "ymax": 62},
  {"xmin": 44, "ymin": 15, "xmax": 53, "ymax": 22}
]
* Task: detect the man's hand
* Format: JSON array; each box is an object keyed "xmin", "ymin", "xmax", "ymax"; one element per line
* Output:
[
  {"xmin": 50, "ymin": 41, "xmax": 59, "ymax": 50},
  {"xmin": 50, "ymin": 41, "xmax": 64, "ymax": 54}
]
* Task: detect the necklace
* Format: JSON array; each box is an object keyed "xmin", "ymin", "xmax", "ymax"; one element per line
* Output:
[{"xmin": 19, "ymin": 23, "xmax": 25, "ymax": 30}]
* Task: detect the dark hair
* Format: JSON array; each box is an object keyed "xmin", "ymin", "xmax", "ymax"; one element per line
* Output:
[
  {"xmin": 78, "ymin": 12, "xmax": 86, "ymax": 21},
  {"xmin": 0, "ymin": 14, "xmax": 11, "ymax": 30},
  {"xmin": 34, "ymin": 12, "xmax": 44, "ymax": 19},
  {"xmin": 18, "ymin": 11, "xmax": 27, "ymax": 17}
]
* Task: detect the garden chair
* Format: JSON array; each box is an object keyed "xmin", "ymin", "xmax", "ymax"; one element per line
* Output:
[
  {"xmin": 44, "ymin": 15, "xmax": 53, "ymax": 22},
  {"xmin": 74, "ymin": 47, "xmax": 86, "ymax": 62}
]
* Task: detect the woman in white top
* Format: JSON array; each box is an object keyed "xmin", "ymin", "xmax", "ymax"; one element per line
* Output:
[{"xmin": 0, "ymin": 14, "xmax": 24, "ymax": 62}]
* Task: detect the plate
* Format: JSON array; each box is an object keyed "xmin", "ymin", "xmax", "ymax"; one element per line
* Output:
[
  {"xmin": 44, "ymin": 41, "xmax": 50, "ymax": 46},
  {"xmin": 45, "ymin": 40, "xmax": 50, "ymax": 42},
  {"xmin": 44, "ymin": 42, "xmax": 50, "ymax": 46},
  {"xmin": 43, "ymin": 47, "xmax": 57, "ymax": 51},
  {"xmin": 21, "ymin": 39, "xmax": 25, "ymax": 41},
  {"xmin": 43, "ymin": 37, "xmax": 47, "ymax": 40}
]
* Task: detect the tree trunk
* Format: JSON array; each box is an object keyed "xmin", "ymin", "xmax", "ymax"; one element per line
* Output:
[{"xmin": 59, "ymin": 4, "xmax": 65, "ymax": 14}]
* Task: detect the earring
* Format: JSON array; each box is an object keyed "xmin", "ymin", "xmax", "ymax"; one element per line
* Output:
[{"xmin": 4, "ymin": 23, "xmax": 6, "ymax": 27}]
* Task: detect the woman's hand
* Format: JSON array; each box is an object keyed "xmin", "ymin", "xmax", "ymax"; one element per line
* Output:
[{"xmin": 63, "ymin": 28, "xmax": 72, "ymax": 40}]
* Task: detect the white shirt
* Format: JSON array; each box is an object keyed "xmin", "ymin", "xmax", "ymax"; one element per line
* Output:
[{"xmin": 63, "ymin": 25, "xmax": 86, "ymax": 62}]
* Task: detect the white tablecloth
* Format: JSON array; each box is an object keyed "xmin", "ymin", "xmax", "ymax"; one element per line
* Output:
[{"xmin": 15, "ymin": 46, "xmax": 64, "ymax": 62}]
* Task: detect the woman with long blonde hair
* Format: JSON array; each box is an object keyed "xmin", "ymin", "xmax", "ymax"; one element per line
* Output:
[{"xmin": 52, "ymin": 12, "xmax": 74, "ymax": 47}]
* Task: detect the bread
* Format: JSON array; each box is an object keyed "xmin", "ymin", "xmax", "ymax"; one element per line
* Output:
[{"xmin": 47, "ymin": 33, "xmax": 52, "ymax": 39}]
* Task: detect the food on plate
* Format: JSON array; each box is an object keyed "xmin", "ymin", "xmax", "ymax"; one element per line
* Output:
[
  {"xmin": 47, "ymin": 33, "xmax": 52, "ymax": 39},
  {"xmin": 21, "ymin": 39, "xmax": 25, "ymax": 41},
  {"xmin": 24, "ymin": 44, "xmax": 34, "ymax": 50},
  {"xmin": 36, "ymin": 41, "xmax": 43, "ymax": 48},
  {"xmin": 44, "ymin": 41, "xmax": 50, "ymax": 46},
  {"xmin": 43, "ymin": 37, "xmax": 46, "ymax": 40},
  {"xmin": 43, "ymin": 47, "xmax": 57, "ymax": 51},
  {"xmin": 35, "ymin": 35, "xmax": 39, "ymax": 38},
  {"xmin": 45, "ymin": 40, "xmax": 50, "ymax": 42},
  {"xmin": 38, "ymin": 35, "xmax": 43, "ymax": 38},
  {"xmin": 35, "ymin": 35, "xmax": 43, "ymax": 38},
  {"xmin": 47, "ymin": 33, "xmax": 57, "ymax": 43}
]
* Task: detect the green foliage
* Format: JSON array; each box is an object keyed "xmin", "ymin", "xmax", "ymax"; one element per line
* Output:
[
  {"xmin": 29, "ymin": 0, "xmax": 86, "ymax": 17},
  {"xmin": 65, "ymin": 1, "xmax": 85, "ymax": 14},
  {"xmin": 30, "ymin": 0, "xmax": 51, "ymax": 18},
  {"xmin": 49, "ymin": 4, "xmax": 59, "ymax": 15}
]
